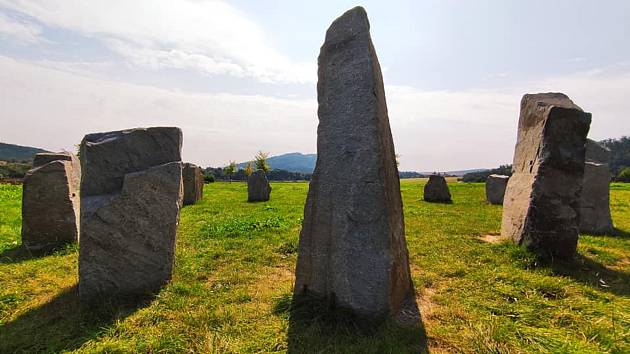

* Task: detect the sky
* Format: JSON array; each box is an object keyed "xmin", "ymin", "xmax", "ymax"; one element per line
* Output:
[{"xmin": 1, "ymin": 0, "xmax": 629, "ymax": 171}]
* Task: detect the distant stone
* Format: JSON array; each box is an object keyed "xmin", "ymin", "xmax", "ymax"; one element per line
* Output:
[
  {"xmin": 580, "ymin": 140, "xmax": 613, "ymax": 234},
  {"xmin": 21, "ymin": 152, "xmax": 80, "ymax": 252},
  {"xmin": 485, "ymin": 174, "xmax": 509, "ymax": 205},
  {"xmin": 501, "ymin": 93, "xmax": 591, "ymax": 258},
  {"xmin": 294, "ymin": 7, "xmax": 417, "ymax": 322},
  {"xmin": 247, "ymin": 170, "xmax": 271, "ymax": 202},
  {"xmin": 79, "ymin": 127, "xmax": 183, "ymax": 304},
  {"xmin": 424, "ymin": 175, "xmax": 452, "ymax": 203},
  {"xmin": 182, "ymin": 163, "xmax": 204, "ymax": 205}
]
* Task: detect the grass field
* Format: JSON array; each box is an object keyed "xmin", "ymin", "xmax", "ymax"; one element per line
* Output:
[{"xmin": 0, "ymin": 181, "xmax": 628, "ymax": 353}]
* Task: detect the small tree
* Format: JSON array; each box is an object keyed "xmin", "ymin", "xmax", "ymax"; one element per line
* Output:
[
  {"xmin": 224, "ymin": 161, "xmax": 236, "ymax": 183},
  {"xmin": 245, "ymin": 162, "xmax": 254, "ymax": 177},
  {"xmin": 254, "ymin": 151, "xmax": 270, "ymax": 173},
  {"xmin": 617, "ymin": 167, "xmax": 630, "ymax": 182}
]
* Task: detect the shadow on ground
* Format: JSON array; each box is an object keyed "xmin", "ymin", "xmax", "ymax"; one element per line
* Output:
[
  {"xmin": 0, "ymin": 243, "xmax": 76, "ymax": 264},
  {"xmin": 0, "ymin": 244, "xmax": 32, "ymax": 264},
  {"xmin": 612, "ymin": 227, "xmax": 630, "ymax": 239},
  {"xmin": 0, "ymin": 285, "xmax": 150, "ymax": 353},
  {"xmin": 549, "ymin": 253, "xmax": 630, "ymax": 297},
  {"xmin": 274, "ymin": 293, "xmax": 429, "ymax": 353}
]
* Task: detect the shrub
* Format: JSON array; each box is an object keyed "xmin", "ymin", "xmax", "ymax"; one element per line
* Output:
[
  {"xmin": 204, "ymin": 173, "xmax": 215, "ymax": 183},
  {"xmin": 617, "ymin": 167, "xmax": 630, "ymax": 182}
]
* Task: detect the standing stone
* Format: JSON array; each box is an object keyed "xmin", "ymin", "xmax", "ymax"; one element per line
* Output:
[
  {"xmin": 486, "ymin": 174, "xmax": 509, "ymax": 205},
  {"xmin": 501, "ymin": 93, "xmax": 591, "ymax": 258},
  {"xmin": 21, "ymin": 152, "xmax": 80, "ymax": 252},
  {"xmin": 79, "ymin": 127, "xmax": 183, "ymax": 304},
  {"xmin": 424, "ymin": 175, "xmax": 452, "ymax": 203},
  {"xmin": 182, "ymin": 162, "xmax": 204, "ymax": 205},
  {"xmin": 580, "ymin": 139, "xmax": 613, "ymax": 234},
  {"xmin": 247, "ymin": 170, "xmax": 271, "ymax": 202},
  {"xmin": 294, "ymin": 7, "xmax": 416, "ymax": 322}
]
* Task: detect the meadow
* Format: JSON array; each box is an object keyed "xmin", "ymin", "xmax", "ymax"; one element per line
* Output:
[{"xmin": 0, "ymin": 180, "xmax": 628, "ymax": 353}]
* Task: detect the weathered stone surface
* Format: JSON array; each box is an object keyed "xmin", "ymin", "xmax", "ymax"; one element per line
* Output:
[
  {"xmin": 501, "ymin": 93, "xmax": 591, "ymax": 258},
  {"xmin": 580, "ymin": 140, "xmax": 613, "ymax": 234},
  {"xmin": 21, "ymin": 152, "xmax": 80, "ymax": 252},
  {"xmin": 182, "ymin": 163, "xmax": 203, "ymax": 205},
  {"xmin": 80, "ymin": 127, "xmax": 182, "ymax": 196},
  {"xmin": 247, "ymin": 170, "xmax": 271, "ymax": 202},
  {"xmin": 294, "ymin": 7, "xmax": 416, "ymax": 322},
  {"xmin": 33, "ymin": 152, "xmax": 73, "ymax": 168},
  {"xmin": 424, "ymin": 175, "xmax": 452, "ymax": 203},
  {"xmin": 486, "ymin": 174, "xmax": 509, "ymax": 205},
  {"xmin": 79, "ymin": 127, "xmax": 183, "ymax": 303}
]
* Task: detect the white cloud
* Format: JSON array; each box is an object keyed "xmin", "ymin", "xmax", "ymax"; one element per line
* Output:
[
  {"xmin": 0, "ymin": 11, "xmax": 43, "ymax": 44},
  {"xmin": 1, "ymin": 56, "xmax": 628, "ymax": 171},
  {"xmin": 0, "ymin": 56, "xmax": 317, "ymax": 167},
  {"xmin": 0, "ymin": 0, "xmax": 316, "ymax": 83}
]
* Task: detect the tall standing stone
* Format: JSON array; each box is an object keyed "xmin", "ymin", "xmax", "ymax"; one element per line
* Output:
[
  {"xmin": 21, "ymin": 152, "xmax": 80, "ymax": 252},
  {"xmin": 247, "ymin": 169, "xmax": 271, "ymax": 202},
  {"xmin": 580, "ymin": 139, "xmax": 613, "ymax": 234},
  {"xmin": 79, "ymin": 127, "xmax": 183, "ymax": 304},
  {"xmin": 294, "ymin": 7, "xmax": 417, "ymax": 322},
  {"xmin": 182, "ymin": 162, "xmax": 204, "ymax": 205},
  {"xmin": 423, "ymin": 175, "xmax": 452, "ymax": 203},
  {"xmin": 486, "ymin": 174, "xmax": 509, "ymax": 205},
  {"xmin": 501, "ymin": 93, "xmax": 591, "ymax": 258}
]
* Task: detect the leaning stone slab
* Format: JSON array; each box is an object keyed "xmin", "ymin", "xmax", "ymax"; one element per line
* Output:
[
  {"xmin": 294, "ymin": 7, "xmax": 417, "ymax": 322},
  {"xmin": 501, "ymin": 93, "xmax": 591, "ymax": 258},
  {"xmin": 424, "ymin": 175, "xmax": 452, "ymax": 203},
  {"xmin": 247, "ymin": 169, "xmax": 271, "ymax": 202},
  {"xmin": 486, "ymin": 174, "xmax": 509, "ymax": 205},
  {"xmin": 580, "ymin": 139, "xmax": 613, "ymax": 234},
  {"xmin": 182, "ymin": 162, "xmax": 204, "ymax": 205},
  {"xmin": 21, "ymin": 152, "xmax": 80, "ymax": 252},
  {"xmin": 79, "ymin": 127, "xmax": 183, "ymax": 304}
]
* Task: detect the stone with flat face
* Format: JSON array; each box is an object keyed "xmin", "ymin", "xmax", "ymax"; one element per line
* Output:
[
  {"xmin": 486, "ymin": 174, "xmax": 509, "ymax": 205},
  {"xmin": 424, "ymin": 175, "xmax": 452, "ymax": 203},
  {"xmin": 580, "ymin": 140, "xmax": 613, "ymax": 234},
  {"xmin": 247, "ymin": 169, "xmax": 271, "ymax": 202},
  {"xmin": 79, "ymin": 127, "xmax": 183, "ymax": 304},
  {"xmin": 501, "ymin": 93, "xmax": 591, "ymax": 258},
  {"xmin": 182, "ymin": 163, "xmax": 203, "ymax": 205},
  {"xmin": 21, "ymin": 152, "xmax": 80, "ymax": 252},
  {"xmin": 294, "ymin": 7, "xmax": 417, "ymax": 322}
]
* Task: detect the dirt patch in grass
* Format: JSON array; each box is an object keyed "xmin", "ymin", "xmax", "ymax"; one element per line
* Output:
[
  {"xmin": 479, "ymin": 233, "xmax": 508, "ymax": 244},
  {"xmin": 418, "ymin": 287, "xmax": 436, "ymax": 320}
]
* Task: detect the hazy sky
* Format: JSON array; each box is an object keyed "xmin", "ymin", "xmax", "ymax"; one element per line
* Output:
[{"xmin": 1, "ymin": 0, "xmax": 629, "ymax": 171}]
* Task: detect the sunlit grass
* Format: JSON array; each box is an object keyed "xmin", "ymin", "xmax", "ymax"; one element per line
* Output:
[{"xmin": 0, "ymin": 181, "xmax": 628, "ymax": 353}]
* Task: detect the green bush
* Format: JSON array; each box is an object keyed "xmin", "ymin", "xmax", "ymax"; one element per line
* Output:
[
  {"xmin": 617, "ymin": 167, "xmax": 630, "ymax": 182},
  {"xmin": 203, "ymin": 173, "xmax": 215, "ymax": 183}
]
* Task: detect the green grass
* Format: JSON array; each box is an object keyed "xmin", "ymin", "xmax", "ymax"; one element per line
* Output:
[{"xmin": 0, "ymin": 181, "xmax": 628, "ymax": 353}]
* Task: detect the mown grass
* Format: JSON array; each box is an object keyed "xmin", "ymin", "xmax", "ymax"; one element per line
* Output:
[{"xmin": 0, "ymin": 181, "xmax": 628, "ymax": 353}]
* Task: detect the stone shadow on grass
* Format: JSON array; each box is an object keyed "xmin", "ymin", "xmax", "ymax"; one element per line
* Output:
[
  {"xmin": 612, "ymin": 227, "xmax": 630, "ymax": 239},
  {"xmin": 0, "ymin": 244, "xmax": 31, "ymax": 264},
  {"xmin": 274, "ymin": 293, "xmax": 429, "ymax": 353},
  {"xmin": 0, "ymin": 243, "xmax": 76, "ymax": 264},
  {"xmin": 547, "ymin": 253, "xmax": 630, "ymax": 297},
  {"xmin": 0, "ymin": 285, "xmax": 152, "ymax": 353}
]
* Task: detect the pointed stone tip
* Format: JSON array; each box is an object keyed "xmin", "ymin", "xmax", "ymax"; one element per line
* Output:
[{"xmin": 325, "ymin": 6, "xmax": 370, "ymax": 43}]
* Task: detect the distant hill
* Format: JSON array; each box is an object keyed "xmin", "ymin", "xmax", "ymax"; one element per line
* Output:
[
  {"xmin": 420, "ymin": 168, "xmax": 489, "ymax": 177},
  {"xmin": 0, "ymin": 142, "xmax": 49, "ymax": 162},
  {"xmin": 238, "ymin": 152, "xmax": 317, "ymax": 174}
]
